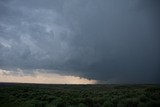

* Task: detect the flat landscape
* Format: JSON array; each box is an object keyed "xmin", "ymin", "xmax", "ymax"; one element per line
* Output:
[{"xmin": 0, "ymin": 83, "xmax": 160, "ymax": 107}]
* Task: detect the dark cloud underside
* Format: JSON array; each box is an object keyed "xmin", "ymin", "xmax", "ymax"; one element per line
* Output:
[{"xmin": 0, "ymin": 0, "xmax": 160, "ymax": 83}]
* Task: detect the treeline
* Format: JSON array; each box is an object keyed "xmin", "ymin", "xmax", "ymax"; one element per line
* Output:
[{"xmin": 0, "ymin": 84, "xmax": 160, "ymax": 107}]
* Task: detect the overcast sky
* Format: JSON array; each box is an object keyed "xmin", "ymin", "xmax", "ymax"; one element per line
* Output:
[{"xmin": 0, "ymin": 0, "xmax": 160, "ymax": 84}]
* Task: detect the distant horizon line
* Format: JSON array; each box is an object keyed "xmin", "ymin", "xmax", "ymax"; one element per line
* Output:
[{"xmin": 0, "ymin": 82, "xmax": 159, "ymax": 85}]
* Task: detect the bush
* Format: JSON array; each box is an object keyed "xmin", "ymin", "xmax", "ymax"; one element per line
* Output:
[
  {"xmin": 55, "ymin": 98, "xmax": 67, "ymax": 107},
  {"xmin": 117, "ymin": 102, "xmax": 126, "ymax": 107},
  {"xmin": 78, "ymin": 103, "xmax": 87, "ymax": 107},
  {"xmin": 103, "ymin": 100, "xmax": 114, "ymax": 107},
  {"xmin": 137, "ymin": 102, "xmax": 146, "ymax": 107},
  {"xmin": 119, "ymin": 98, "xmax": 139, "ymax": 107}
]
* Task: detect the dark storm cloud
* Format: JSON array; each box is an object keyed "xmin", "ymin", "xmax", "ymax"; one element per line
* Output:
[{"xmin": 0, "ymin": 0, "xmax": 160, "ymax": 83}]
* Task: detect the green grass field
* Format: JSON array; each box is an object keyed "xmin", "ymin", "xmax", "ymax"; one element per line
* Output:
[{"xmin": 0, "ymin": 83, "xmax": 160, "ymax": 107}]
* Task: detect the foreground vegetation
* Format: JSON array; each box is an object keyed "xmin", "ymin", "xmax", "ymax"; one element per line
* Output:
[{"xmin": 0, "ymin": 83, "xmax": 160, "ymax": 107}]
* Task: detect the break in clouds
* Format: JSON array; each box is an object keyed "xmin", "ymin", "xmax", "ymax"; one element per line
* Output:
[{"xmin": 0, "ymin": 0, "xmax": 160, "ymax": 83}]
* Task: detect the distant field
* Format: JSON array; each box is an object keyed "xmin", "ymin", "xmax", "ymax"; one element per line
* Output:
[{"xmin": 0, "ymin": 83, "xmax": 160, "ymax": 107}]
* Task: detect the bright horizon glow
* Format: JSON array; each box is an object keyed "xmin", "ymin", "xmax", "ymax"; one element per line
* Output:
[{"xmin": 0, "ymin": 69, "xmax": 97, "ymax": 84}]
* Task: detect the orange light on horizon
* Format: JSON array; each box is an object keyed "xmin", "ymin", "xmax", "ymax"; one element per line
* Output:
[{"xmin": 0, "ymin": 69, "xmax": 97, "ymax": 84}]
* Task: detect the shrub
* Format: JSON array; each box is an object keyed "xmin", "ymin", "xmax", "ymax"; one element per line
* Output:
[
  {"xmin": 78, "ymin": 103, "xmax": 87, "ymax": 107},
  {"xmin": 103, "ymin": 100, "xmax": 114, "ymax": 107},
  {"xmin": 137, "ymin": 102, "xmax": 146, "ymax": 107},
  {"xmin": 117, "ymin": 102, "xmax": 126, "ymax": 107}
]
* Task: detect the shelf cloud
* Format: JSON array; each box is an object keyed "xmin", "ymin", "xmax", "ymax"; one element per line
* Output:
[{"xmin": 0, "ymin": 0, "xmax": 160, "ymax": 83}]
